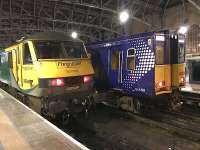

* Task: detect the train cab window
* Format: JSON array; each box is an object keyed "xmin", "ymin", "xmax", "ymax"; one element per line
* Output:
[
  {"xmin": 34, "ymin": 41, "xmax": 87, "ymax": 59},
  {"xmin": 23, "ymin": 43, "xmax": 33, "ymax": 64},
  {"xmin": 155, "ymin": 38, "xmax": 164, "ymax": 65},
  {"xmin": 111, "ymin": 51, "xmax": 119, "ymax": 70},
  {"xmin": 127, "ymin": 48, "xmax": 135, "ymax": 70}
]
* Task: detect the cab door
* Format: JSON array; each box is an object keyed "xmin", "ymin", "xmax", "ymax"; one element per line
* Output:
[
  {"xmin": 21, "ymin": 42, "xmax": 36, "ymax": 90},
  {"xmin": 18, "ymin": 44, "xmax": 23, "ymax": 87},
  {"xmin": 12, "ymin": 49, "xmax": 18, "ymax": 83}
]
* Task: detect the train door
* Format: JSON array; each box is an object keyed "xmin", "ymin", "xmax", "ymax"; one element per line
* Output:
[
  {"xmin": 109, "ymin": 48, "xmax": 123, "ymax": 88},
  {"xmin": 12, "ymin": 49, "xmax": 18, "ymax": 82},
  {"xmin": 18, "ymin": 44, "xmax": 23, "ymax": 87},
  {"xmin": 21, "ymin": 42, "xmax": 35, "ymax": 89}
]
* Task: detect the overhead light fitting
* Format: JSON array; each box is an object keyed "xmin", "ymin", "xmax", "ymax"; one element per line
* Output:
[
  {"xmin": 119, "ymin": 11, "xmax": 129, "ymax": 23},
  {"xmin": 178, "ymin": 26, "xmax": 189, "ymax": 34},
  {"xmin": 71, "ymin": 31, "xmax": 78, "ymax": 39}
]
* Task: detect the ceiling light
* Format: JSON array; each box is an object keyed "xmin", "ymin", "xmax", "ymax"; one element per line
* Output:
[
  {"xmin": 119, "ymin": 11, "xmax": 129, "ymax": 23},
  {"xmin": 178, "ymin": 26, "xmax": 189, "ymax": 34},
  {"xmin": 71, "ymin": 31, "xmax": 78, "ymax": 39}
]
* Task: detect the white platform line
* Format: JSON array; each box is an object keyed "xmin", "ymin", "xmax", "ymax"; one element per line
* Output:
[{"xmin": 0, "ymin": 88, "xmax": 90, "ymax": 150}]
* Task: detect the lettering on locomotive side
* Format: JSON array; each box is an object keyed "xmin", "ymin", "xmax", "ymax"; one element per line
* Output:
[{"xmin": 57, "ymin": 61, "xmax": 81, "ymax": 68}]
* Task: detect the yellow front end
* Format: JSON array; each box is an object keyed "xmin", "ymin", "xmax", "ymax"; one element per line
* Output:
[
  {"xmin": 38, "ymin": 59, "xmax": 94, "ymax": 78},
  {"xmin": 36, "ymin": 59, "xmax": 94, "ymax": 97}
]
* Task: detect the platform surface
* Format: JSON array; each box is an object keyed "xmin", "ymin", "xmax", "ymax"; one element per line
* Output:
[
  {"xmin": 0, "ymin": 89, "xmax": 89, "ymax": 150},
  {"xmin": 181, "ymin": 83, "xmax": 200, "ymax": 94}
]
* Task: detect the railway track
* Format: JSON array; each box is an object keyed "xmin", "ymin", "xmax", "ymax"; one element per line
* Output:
[
  {"xmin": 3, "ymin": 85, "xmax": 200, "ymax": 149},
  {"xmin": 143, "ymin": 110, "xmax": 200, "ymax": 141},
  {"xmin": 101, "ymin": 102, "xmax": 200, "ymax": 142}
]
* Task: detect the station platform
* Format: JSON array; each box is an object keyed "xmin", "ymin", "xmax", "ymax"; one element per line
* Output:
[
  {"xmin": 181, "ymin": 83, "xmax": 200, "ymax": 106},
  {"xmin": 0, "ymin": 88, "xmax": 89, "ymax": 150},
  {"xmin": 181, "ymin": 83, "xmax": 200, "ymax": 94}
]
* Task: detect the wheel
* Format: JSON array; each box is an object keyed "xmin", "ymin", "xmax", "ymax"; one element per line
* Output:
[
  {"xmin": 62, "ymin": 111, "xmax": 70, "ymax": 125},
  {"xmin": 132, "ymin": 98, "xmax": 142, "ymax": 114},
  {"xmin": 169, "ymin": 90, "xmax": 183, "ymax": 111}
]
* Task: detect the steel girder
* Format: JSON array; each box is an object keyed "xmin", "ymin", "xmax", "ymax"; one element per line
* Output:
[{"xmin": 0, "ymin": 0, "xmax": 160, "ymax": 47}]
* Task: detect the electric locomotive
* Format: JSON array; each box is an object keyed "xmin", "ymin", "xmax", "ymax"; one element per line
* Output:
[
  {"xmin": 88, "ymin": 30, "xmax": 185, "ymax": 112},
  {"xmin": 0, "ymin": 32, "xmax": 94, "ymax": 118}
]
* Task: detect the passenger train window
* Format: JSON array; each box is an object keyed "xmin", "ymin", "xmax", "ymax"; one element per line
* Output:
[
  {"xmin": 23, "ymin": 43, "xmax": 33, "ymax": 64},
  {"xmin": 156, "ymin": 42, "xmax": 164, "ymax": 64},
  {"xmin": 111, "ymin": 51, "xmax": 119, "ymax": 70},
  {"xmin": 127, "ymin": 48, "xmax": 135, "ymax": 70}
]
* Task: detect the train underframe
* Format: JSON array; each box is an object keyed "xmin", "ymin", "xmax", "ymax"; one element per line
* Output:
[
  {"xmin": 94, "ymin": 89, "xmax": 183, "ymax": 114},
  {"xmin": 0, "ymin": 81, "xmax": 95, "ymax": 123}
]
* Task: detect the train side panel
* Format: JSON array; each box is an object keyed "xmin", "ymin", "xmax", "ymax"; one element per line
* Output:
[{"xmin": 89, "ymin": 32, "xmax": 156, "ymax": 97}]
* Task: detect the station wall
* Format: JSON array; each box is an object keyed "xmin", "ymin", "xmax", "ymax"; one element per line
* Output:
[{"xmin": 128, "ymin": 3, "xmax": 200, "ymax": 55}]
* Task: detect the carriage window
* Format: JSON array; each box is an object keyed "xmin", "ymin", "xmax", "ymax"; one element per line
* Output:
[
  {"xmin": 111, "ymin": 51, "xmax": 119, "ymax": 70},
  {"xmin": 156, "ymin": 42, "xmax": 164, "ymax": 64},
  {"xmin": 127, "ymin": 48, "xmax": 135, "ymax": 70},
  {"xmin": 23, "ymin": 43, "xmax": 33, "ymax": 64}
]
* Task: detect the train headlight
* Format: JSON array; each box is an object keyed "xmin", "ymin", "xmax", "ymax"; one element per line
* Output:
[{"xmin": 50, "ymin": 78, "xmax": 65, "ymax": 87}]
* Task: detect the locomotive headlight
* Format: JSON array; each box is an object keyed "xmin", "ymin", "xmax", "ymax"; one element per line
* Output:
[
  {"xmin": 83, "ymin": 75, "xmax": 93, "ymax": 83},
  {"xmin": 50, "ymin": 78, "xmax": 65, "ymax": 87}
]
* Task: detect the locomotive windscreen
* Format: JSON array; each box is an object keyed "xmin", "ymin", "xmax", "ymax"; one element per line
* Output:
[{"xmin": 34, "ymin": 41, "xmax": 87, "ymax": 59}]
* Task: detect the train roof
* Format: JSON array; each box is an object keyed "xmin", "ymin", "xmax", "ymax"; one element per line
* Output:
[
  {"xmin": 24, "ymin": 32, "xmax": 82, "ymax": 42},
  {"xmin": 87, "ymin": 31, "xmax": 155, "ymax": 48},
  {"xmin": 5, "ymin": 32, "xmax": 82, "ymax": 49},
  {"xmin": 87, "ymin": 30, "xmax": 172, "ymax": 49}
]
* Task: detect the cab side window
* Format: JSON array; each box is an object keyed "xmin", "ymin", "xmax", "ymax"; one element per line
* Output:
[
  {"xmin": 127, "ymin": 48, "xmax": 135, "ymax": 70},
  {"xmin": 23, "ymin": 43, "xmax": 33, "ymax": 64}
]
